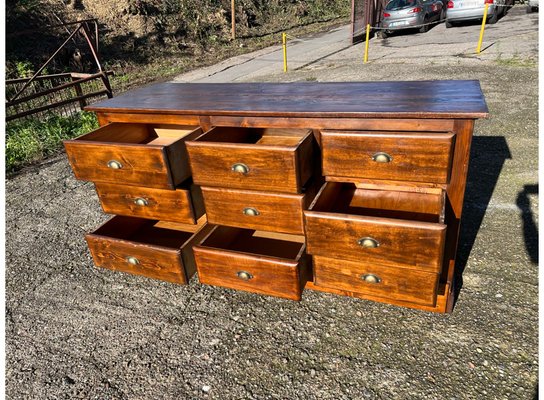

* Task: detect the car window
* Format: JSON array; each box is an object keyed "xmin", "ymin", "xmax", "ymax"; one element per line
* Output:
[{"xmin": 386, "ymin": 0, "xmax": 418, "ymax": 10}]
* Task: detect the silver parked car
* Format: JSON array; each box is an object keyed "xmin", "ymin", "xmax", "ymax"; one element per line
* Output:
[
  {"xmin": 445, "ymin": 0, "xmax": 512, "ymax": 26},
  {"xmin": 379, "ymin": 0, "xmax": 445, "ymax": 38}
]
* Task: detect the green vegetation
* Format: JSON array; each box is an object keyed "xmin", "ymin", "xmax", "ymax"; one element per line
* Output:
[
  {"xmin": 495, "ymin": 55, "xmax": 537, "ymax": 68},
  {"xmin": 6, "ymin": 112, "xmax": 98, "ymax": 172}
]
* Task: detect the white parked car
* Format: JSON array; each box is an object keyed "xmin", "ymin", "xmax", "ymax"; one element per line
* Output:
[{"xmin": 445, "ymin": 0, "xmax": 512, "ymax": 26}]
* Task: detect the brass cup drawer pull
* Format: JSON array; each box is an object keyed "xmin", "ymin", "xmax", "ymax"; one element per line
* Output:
[
  {"xmin": 231, "ymin": 163, "xmax": 250, "ymax": 174},
  {"xmin": 134, "ymin": 197, "xmax": 149, "ymax": 206},
  {"xmin": 361, "ymin": 273, "xmax": 381, "ymax": 284},
  {"xmin": 237, "ymin": 271, "xmax": 253, "ymax": 281},
  {"xmin": 372, "ymin": 152, "xmax": 393, "ymax": 163},
  {"xmin": 357, "ymin": 237, "xmax": 380, "ymax": 248},
  {"xmin": 126, "ymin": 256, "xmax": 140, "ymax": 265},
  {"xmin": 107, "ymin": 160, "xmax": 123, "ymax": 169},
  {"xmin": 243, "ymin": 207, "xmax": 260, "ymax": 216}
]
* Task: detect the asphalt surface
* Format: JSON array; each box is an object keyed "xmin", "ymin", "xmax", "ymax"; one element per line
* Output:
[{"xmin": 6, "ymin": 5, "xmax": 539, "ymax": 399}]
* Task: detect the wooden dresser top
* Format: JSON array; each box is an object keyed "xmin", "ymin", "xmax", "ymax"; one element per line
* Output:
[{"xmin": 86, "ymin": 80, "xmax": 488, "ymax": 119}]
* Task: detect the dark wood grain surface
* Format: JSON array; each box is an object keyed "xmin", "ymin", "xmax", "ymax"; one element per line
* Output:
[
  {"xmin": 86, "ymin": 81, "xmax": 488, "ymax": 119},
  {"xmin": 95, "ymin": 181, "xmax": 205, "ymax": 224},
  {"xmin": 304, "ymin": 182, "xmax": 447, "ymax": 272},
  {"xmin": 312, "ymin": 255, "xmax": 439, "ymax": 306},
  {"xmin": 64, "ymin": 123, "xmax": 202, "ymax": 189},
  {"xmin": 194, "ymin": 226, "xmax": 308, "ymax": 300},
  {"xmin": 321, "ymin": 130, "xmax": 455, "ymax": 184},
  {"xmin": 85, "ymin": 216, "xmax": 212, "ymax": 284},
  {"xmin": 201, "ymin": 186, "xmax": 307, "ymax": 235},
  {"xmin": 186, "ymin": 127, "xmax": 315, "ymax": 193}
]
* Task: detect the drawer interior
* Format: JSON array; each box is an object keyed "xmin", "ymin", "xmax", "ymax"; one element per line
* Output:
[
  {"xmin": 77, "ymin": 123, "xmax": 200, "ymax": 146},
  {"xmin": 199, "ymin": 226, "xmax": 305, "ymax": 260},
  {"xmin": 311, "ymin": 182, "xmax": 445, "ymax": 223},
  {"xmin": 93, "ymin": 216, "xmax": 196, "ymax": 249},
  {"xmin": 196, "ymin": 127, "xmax": 311, "ymax": 147}
]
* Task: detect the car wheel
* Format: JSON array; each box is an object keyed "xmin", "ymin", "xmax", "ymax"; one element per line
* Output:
[
  {"xmin": 446, "ymin": 20, "xmax": 454, "ymax": 28},
  {"xmin": 487, "ymin": 11, "xmax": 498, "ymax": 23},
  {"xmin": 377, "ymin": 30, "xmax": 388, "ymax": 38},
  {"xmin": 526, "ymin": 4, "xmax": 533, "ymax": 12},
  {"xmin": 419, "ymin": 16, "xmax": 430, "ymax": 32}
]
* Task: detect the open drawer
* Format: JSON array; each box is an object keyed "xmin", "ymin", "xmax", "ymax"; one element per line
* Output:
[
  {"xmin": 304, "ymin": 182, "xmax": 447, "ymax": 273},
  {"xmin": 186, "ymin": 127, "xmax": 315, "ymax": 193},
  {"xmin": 64, "ymin": 123, "xmax": 202, "ymax": 189},
  {"xmin": 85, "ymin": 216, "xmax": 212, "ymax": 284},
  {"xmin": 95, "ymin": 180, "xmax": 205, "ymax": 224},
  {"xmin": 193, "ymin": 226, "xmax": 310, "ymax": 300}
]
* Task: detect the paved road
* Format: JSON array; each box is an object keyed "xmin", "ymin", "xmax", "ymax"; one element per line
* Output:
[
  {"xmin": 174, "ymin": 5, "xmax": 537, "ymax": 83},
  {"xmin": 172, "ymin": 25, "xmax": 353, "ymax": 83},
  {"xmin": 7, "ymin": 5, "xmax": 538, "ymax": 399}
]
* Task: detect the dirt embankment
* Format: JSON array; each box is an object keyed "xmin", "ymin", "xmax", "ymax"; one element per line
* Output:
[{"xmin": 6, "ymin": 0, "xmax": 349, "ymax": 79}]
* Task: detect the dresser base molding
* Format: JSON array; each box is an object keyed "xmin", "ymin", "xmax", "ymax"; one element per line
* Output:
[{"xmin": 305, "ymin": 281, "xmax": 451, "ymax": 313}]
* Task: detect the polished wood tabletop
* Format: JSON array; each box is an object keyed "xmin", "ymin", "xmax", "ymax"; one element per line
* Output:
[{"xmin": 86, "ymin": 80, "xmax": 489, "ymax": 119}]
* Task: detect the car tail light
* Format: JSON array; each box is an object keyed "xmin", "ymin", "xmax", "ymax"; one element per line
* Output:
[
  {"xmin": 408, "ymin": 6, "xmax": 422, "ymax": 13},
  {"xmin": 484, "ymin": 0, "xmax": 493, "ymax": 4},
  {"xmin": 447, "ymin": 1, "xmax": 454, "ymax": 7},
  {"xmin": 383, "ymin": 11, "xmax": 391, "ymax": 17}
]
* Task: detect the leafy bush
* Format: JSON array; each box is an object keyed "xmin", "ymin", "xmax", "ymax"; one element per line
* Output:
[{"xmin": 6, "ymin": 111, "xmax": 98, "ymax": 172}]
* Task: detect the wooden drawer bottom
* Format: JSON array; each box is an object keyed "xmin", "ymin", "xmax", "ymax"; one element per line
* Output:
[
  {"xmin": 194, "ymin": 226, "xmax": 309, "ymax": 300},
  {"xmin": 312, "ymin": 256, "xmax": 439, "ymax": 307},
  {"xmin": 86, "ymin": 216, "xmax": 211, "ymax": 284}
]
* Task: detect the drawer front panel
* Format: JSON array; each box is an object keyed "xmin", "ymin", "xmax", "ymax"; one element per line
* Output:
[
  {"xmin": 313, "ymin": 256, "xmax": 439, "ymax": 306},
  {"xmin": 202, "ymin": 187, "xmax": 305, "ymax": 234},
  {"xmin": 95, "ymin": 183, "xmax": 204, "ymax": 224},
  {"xmin": 65, "ymin": 142, "xmax": 175, "ymax": 189},
  {"xmin": 321, "ymin": 131, "xmax": 454, "ymax": 184},
  {"xmin": 187, "ymin": 146, "xmax": 302, "ymax": 193},
  {"xmin": 85, "ymin": 234, "xmax": 188, "ymax": 284},
  {"xmin": 304, "ymin": 212, "xmax": 446, "ymax": 272},
  {"xmin": 194, "ymin": 247, "xmax": 307, "ymax": 300}
]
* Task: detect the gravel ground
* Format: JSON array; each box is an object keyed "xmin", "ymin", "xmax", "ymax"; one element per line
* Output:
[{"xmin": 6, "ymin": 6, "xmax": 538, "ymax": 399}]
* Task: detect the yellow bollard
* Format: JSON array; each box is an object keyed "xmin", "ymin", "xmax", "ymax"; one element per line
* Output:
[
  {"xmin": 282, "ymin": 32, "xmax": 288, "ymax": 72},
  {"xmin": 476, "ymin": 4, "xmax": 489, "ymax": 54},
  {"xmin": 364, "ymin": 24, "xmax": 370, "ymax": 63}
]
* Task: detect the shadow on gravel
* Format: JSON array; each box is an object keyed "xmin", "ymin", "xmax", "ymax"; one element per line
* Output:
[
  {"xmin": 453, "ymin": 136, "xmax": 512, "ymax": 304},
  {"xmin": 516, "ymin": 183, "xmax": 539, "ymax": 264}
]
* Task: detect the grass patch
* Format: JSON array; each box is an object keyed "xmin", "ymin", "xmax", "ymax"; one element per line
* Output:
[
  {"xmin": 495, "ymin": 55, "xmax": 537, "ymax": 68},
  {"xmin": 6, "ymin": 111, "xmax": 98, "ymax": 173}
]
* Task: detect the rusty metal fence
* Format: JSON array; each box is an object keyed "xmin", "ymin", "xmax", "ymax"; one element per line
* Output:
[
  {"xmin": 6, "ymin": 71, "xmax": 113, "ymax": 122},
  {"xmin": 6, "ymin": 19, "xmax": 113, "ymax": 122}
]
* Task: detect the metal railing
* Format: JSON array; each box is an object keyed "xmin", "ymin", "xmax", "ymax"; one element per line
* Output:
[
  {"xmin": 6, "ymin": 19, "xmax": 113, "ymax": 122},
  {"xmin": 6, "ymin": 71, "xmax": 113, "ymax": 121}
]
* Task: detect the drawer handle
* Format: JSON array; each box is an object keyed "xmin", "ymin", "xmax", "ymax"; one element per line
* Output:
[
  {"xmin": 126, "ymin": 256, "xmax": 140, "ymax": 265},
  {"xmin": 134, "ymin": 197, "xmax": 149, "ymax": 206},
  {"xmin": 357, "ymin": 237, "xmax": 380, "ymax": 248},
  {"xmin": 237, "ymin": 271, "xmax": 253, "ymax": 281},
  {"xmin": 231, "ymin": 163, "xmax": 250, "ymax": 174},
  {"xmin": 107, "ymin": 160, "xmax": 123, "ymax": 169},
  {"xmin": 361, "ymin": 274, "xmax": 381, "ymax": 284},
  {"xmin": 372, "ymin": 152, "xmax": 392, "ymax": 163},
  {"xmin": 243, "ymin": 207, "xmax": 260, "ymax": 216}
]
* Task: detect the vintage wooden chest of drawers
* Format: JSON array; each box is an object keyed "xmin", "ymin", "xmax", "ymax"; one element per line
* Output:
[{"xmin": 64, "ymin": 81, "xmax": 488, "ymax": 313}]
